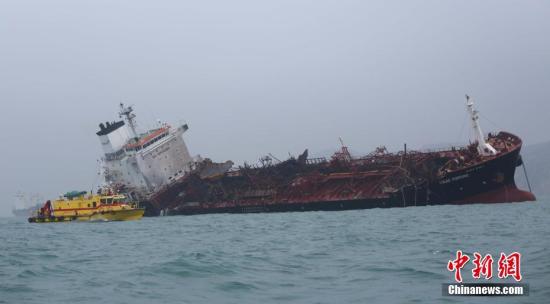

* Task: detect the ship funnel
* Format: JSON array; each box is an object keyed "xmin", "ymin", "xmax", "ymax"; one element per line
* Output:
[{"xmin": 465, "ymin": 95, "xmax": 497, "ymax": 156}]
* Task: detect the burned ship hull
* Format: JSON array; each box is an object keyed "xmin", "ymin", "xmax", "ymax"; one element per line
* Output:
[
  {"xmin": 429, "ymin": 137, "xmax": 534, "ymax": 205},
  {"xmin": 95, "ymin": 98, "xmax": 535, "ymax": 217},
  {"xmin": 147, "ymin": 132, "xmax": 536, "ymax": 216}
]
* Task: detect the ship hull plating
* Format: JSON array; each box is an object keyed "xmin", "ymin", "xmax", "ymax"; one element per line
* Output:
[
  {"xmin": 158, "ymin": 186, "xmax": 534, "ymax": 217},
  {"xmin": 161, "ymin": 185, "xmax": 534, "ymax": 217},
  {"xmin": 410, "ymin": 145, "xmax": 536, "ymax": 205}
]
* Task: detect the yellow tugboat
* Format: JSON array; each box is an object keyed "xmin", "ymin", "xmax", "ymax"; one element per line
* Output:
[{"xmin": 28, "ymin": 190, "xmax": 144, "ymax": 223}]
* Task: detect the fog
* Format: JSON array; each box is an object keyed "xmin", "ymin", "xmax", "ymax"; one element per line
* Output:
[{"xmin": 1, "ymin": 0, "xmax": 549, "ymax": 216}]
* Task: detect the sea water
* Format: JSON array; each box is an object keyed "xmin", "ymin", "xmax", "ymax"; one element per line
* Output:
[{"xmin": 1, "ymin": 201, "xmax": 549, "ymax": 304}]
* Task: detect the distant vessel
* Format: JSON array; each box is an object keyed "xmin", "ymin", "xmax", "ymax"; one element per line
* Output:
[
  {"xmin": 27, "ymin": 191, "xmax": 144, "ymax": 223},
  {"xmin": 12, "ymin": 193, "xmax": 42, "ymax": 217},
  {"xmin": 95, "ymin": 97, "xmax": 536, "ymax": 216},
  {"xmin": 12, "ymin": 206, "xmax": 40, "ymax": 217}
]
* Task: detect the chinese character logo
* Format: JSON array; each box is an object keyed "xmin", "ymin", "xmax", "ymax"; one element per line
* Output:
[
  {"xmin": 447, "ymin": 251, "xmax": 522, "ymax": 282},
  {"xmin": 447, "ymin": 250, "xmax": 470, "ymax": 283},
  {"xmin": 472, "ymin": 252, "xmax": 493, "ymax": 280},
  {"xmin": 498, "ymin": 252, "xmax": 522, "ymax": 281}
]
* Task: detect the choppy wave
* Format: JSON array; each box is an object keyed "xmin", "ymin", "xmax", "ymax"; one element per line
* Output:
[{"xmin": 1, "ymin": 201, "xmax": 549, "ymax": 303}]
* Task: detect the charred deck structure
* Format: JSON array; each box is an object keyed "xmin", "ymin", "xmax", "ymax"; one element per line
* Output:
[
  {"xmin": 96, "ymin": 97, "xmax": 536, "ymax": 217},
  {"xmin": 148, "ymin": 131, "xmax": 535, "ymax": 216}
]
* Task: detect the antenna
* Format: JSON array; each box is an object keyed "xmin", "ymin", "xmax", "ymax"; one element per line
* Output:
[
  {"xmin": 339, "ymin": 137, "xmax": 345, "ymax": 147},
  {"xmin": 268, "ymin": 153, "xmax": 282, "ymax": 163},
  {"xmin": 334, "ymin": 137, "xmax": 352, "ymax": 161},
  {"xmin": 119, "ymin": 103, "xmax": 138, "ymax": 138},
  {"xmin": 465, "ymin": 95, "xmax": 497, "ymax": 156}
]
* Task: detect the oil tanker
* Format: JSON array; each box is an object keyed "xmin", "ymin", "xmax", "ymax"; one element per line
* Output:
[{"xmin": 95, "ymin": 97, "xmax": 535, "ymax": 216}]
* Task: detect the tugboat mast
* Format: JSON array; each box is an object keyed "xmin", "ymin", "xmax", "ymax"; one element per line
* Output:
[{"xmin": 466, "ymin": 95, "xmax": 497, "ymax": 156}]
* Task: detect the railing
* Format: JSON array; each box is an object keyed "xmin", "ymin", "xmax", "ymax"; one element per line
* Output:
[
  {"xmin": 104, "ymin": 149, "xmax": 126, "ymax": 161},
  {"xmin": 306, "ymin": 157, "xmax": 327, "ymax": 165}
]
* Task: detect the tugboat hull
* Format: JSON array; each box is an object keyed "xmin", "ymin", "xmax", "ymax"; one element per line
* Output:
[{"xmin": 28, "ymin": 209, "xmax": 145, "ymax": 223}]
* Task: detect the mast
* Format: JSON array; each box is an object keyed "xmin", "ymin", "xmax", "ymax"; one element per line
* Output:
[
  {"xmin": 465, "ymin": 95, "xmax": 497, "ymax": 156},
  {"xmin": 119, "ymin": 103, "xmax": 139, "ymax": 139}
]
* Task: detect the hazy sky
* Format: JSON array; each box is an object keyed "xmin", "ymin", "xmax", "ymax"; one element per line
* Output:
[{"xmin": 1, "ymin": 0, "xmax": 549, "ymax": 215}]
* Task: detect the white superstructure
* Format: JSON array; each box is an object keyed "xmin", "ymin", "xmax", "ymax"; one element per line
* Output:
[{"xmin": 97, "ymin": 104, "xmax": 195, "ymax": 197}]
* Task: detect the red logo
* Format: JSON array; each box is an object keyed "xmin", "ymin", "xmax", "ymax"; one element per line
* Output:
[
  {"xmin": 447, "ymin": 251, "xmax": 522, "ymax": 282},
  {"xmin": 447, "ymin": 250, "xmax": 470, "ymax": 283},
  {"xmin": 498, "ymin": 252, "xmax": 522, "ymax": 281}
]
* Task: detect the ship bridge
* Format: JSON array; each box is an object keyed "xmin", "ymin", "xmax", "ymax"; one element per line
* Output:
[
  {"xmin": 97, "ymin": 104, "xmax": 194, "ymax": 196},
  {"xmin": 124, "ymin": 127, "xmax": 171, "ymax": 152}
]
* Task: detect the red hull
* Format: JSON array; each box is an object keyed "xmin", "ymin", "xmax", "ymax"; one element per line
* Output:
[{"xmin": 452, "ymin": 184, "xmax": 536, "ymax": 204}]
